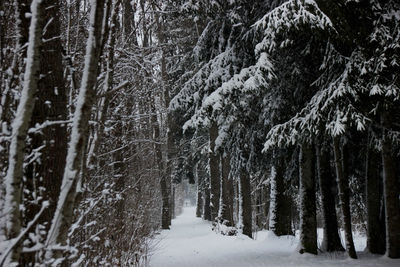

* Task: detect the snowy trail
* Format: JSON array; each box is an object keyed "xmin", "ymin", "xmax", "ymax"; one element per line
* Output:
[{"xmin": 150, "ymin": 207, "xmax": 399, "ymax": 267}]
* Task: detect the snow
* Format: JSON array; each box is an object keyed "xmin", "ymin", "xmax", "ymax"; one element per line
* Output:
[{"xmin": 150, "ymin": 206, "xmax": 400, "ymax": 267}]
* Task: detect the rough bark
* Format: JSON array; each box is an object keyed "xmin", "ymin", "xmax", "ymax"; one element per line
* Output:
[
  {"xmin": 196, "ymin": 187, "xmax": 203, "ymax": 218},
  {"xmin": 151, "ymin": 4, "xmax": 170, "ymax": 228},
  {"xmin": 160, "ymin": 174, "xmax": 170, "ymax": 228},
  {"xmin": 333, "ymin": 136, "xmax": 357, "ymax": 259},
  {"xmin": 316, "ymin": 145, "xmax": 344, "ymax": 252},
  {"xmin": 269, "ymin": 153, "xmax": 292, "ymax": 236},
  {"xmin": 171, "ymin": 185, "xmax": 176, "ymax": 220},
  {"xmin": 195, "ymin": 163, "xmax": 204, "ymax": 218},
  {"xmin": 3, "ymin": 1, "xmax": 43, "ymax": 264},
  {"xmin": 366, "ymin": 138, "xmax": 386, "ymax": 254},
  {"xmin": 44, "ymin": 0, "xmax": 106, "ymax": 262},
  {"xmin": 22, "ymin": 0, "xmax": 68, "ymax": 264},
  {"xmin": 298, "ymin": 143, "xmax": 317, "ymax": 255},
  {"xmin": 203, "ymin": 182, "xmax": 211, "ymax": 221},
  {"xmin": 239, "ymin": 168, "xmax": 252, "ymax": 238},
  {"xmin": 381, "ymin": 112, "xmax": 400, "ymax": 258},
  {"xmin": 218, "ymin": 152, "xmax": 234, "ymax": 226},
  {"xmin": 209, "ymin": 120, "xmax": 221, "ymax": 221},
  {"xmin": 154, "ymin": 6, "xmax": 173, "ymax": 226}
]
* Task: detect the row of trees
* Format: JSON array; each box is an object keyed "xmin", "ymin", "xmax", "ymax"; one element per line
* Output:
[
  {"xmin": 0, "ymin": 0, "xmax": 195, "ymax": 265},
  {"xmin": 0, "ymin": 0, "xmax": 399, "ymax": 265},
  {"xmin": 171, "ymin": 0, "xmax": 400, "ymax": 260}
]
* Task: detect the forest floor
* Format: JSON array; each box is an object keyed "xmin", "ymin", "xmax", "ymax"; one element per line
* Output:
[{"xmin": 149, "ymin": 206, "xmax": 399, "ymax": 267}]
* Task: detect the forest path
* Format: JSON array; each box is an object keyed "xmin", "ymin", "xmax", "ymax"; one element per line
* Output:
[{"xmin": 149, "ymin": 206, "xmax": 398, "ymax": 267}]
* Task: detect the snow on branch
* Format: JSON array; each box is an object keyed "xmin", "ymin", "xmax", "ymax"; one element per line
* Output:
[
  {"xmin": 263, "ymin": 61, "xmax": 371, "ymax": 151},
  {"xmin": 253, "ymin": 0, "xmax": 335, "ymax": 55},
  {"xmin": 171, "ymin": 47, "xmax": 237, "ymax": 123}
]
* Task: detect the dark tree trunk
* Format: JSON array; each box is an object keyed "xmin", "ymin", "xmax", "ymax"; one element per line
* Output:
[
  {"xmin": 160, "ymin": 176, "xmax": 170, "ymax": 229},
  {"xmin": 203, "ymin": 182, "xmax": 211, "ymax": 221},
  {"xmin": 366, "ymin": 138, "xmax": 386, "ymax": 254},
  {"xmin": 208, "ymin": 120, "xmax": 220, "ymax": 221},
  {"xmin": 196, "ymin": 163, "xmax": 204, "ymax": 217},
  {"xmin": 171, "ymin": 186, "xmax": 176, "ymax": 220},
  {"xmin": 381, "ymin": 112, "xmax": 400, "ymax": 258},
  {"xmin": 153, "ymin": 104, "xmax": 169, "ymax": 229},
  {"xmin": 22, "ymin": 1, "xmax": 68, "ymax": 264},
  {"xmin": 316, "ymin": 145, "xmax": 344, "ymax": 252},
  {"xmin": 196, "ymin": 186, "xmax": 203, "ymax": 218},
  {"xmin": 298, "ymin": 143, "xmax": 317, "ymax": 255},
  {"xmin": 269, "ymin": 153, "xmax": 292, "ymax": 236},
  {"xmin": 239, "ymin": 168, "xmax": 252, "ymax": 238},
  {"xmin": 333, "ymin": 136, "xmax": 357, "ymax": 259},
  {"xmin": 44, "ymin": 0, "xmax": 106, "ymax": 261},
  {"xmin": 219, "ymin": 152, "xmax": 234, "ymax": 226}
]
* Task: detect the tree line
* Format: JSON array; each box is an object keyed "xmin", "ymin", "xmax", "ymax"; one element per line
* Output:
[
  {"xmin": 0, "ymin": 0, "xmax": 194, "ymax": 265},
  {"xmin": 170, "ymin": 0, "xmax": 400, "ymax": 260}
]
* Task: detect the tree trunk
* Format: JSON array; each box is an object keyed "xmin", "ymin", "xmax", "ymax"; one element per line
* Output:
[
  {"xmin": 269, "ymin": 153, "xmax": 292, "ymax": 236},
  {"xmin": 218, "ymin": 152, "xmax": 234, "ymax": 226},
  {"xmin": 209, "ymin": 120, "xmax": 220, "ymax": 221},
  {"xmin": 44, "ymin": 0, "xmax": 106, "ymax": 262},
  {"xmin": 333, "ymin": 136, "xmax": 357, "ymax": 259},
  {"xmin": 86, "ymin": 0, "xmax": 119, "ymax": 168},
  {"xmin": 203, "ymin": 183, "xmax": 211, "ymax": 221},
  {"xmin": 160, "ymin": 175, "xmax": 170, "ymax": 228},
  {"xmin": 381, "ymin": 112, "xmax": 400, "ymax": 258},
  {"xmin": 152, "ymin": 101, "xmax": 170, "ymax": 229},
  {"xmin": 316, "ymin": 144, "xmax": 344, "ymax": 252},
  {"xmin": 298, "ymin": 143, "xmax": 317, "ymax": 255},
  {"xmin": 196, "ymin": 186, "xmax": 203, "ymax": 218},
  {"xmin": 2, "ymin": 1, "xmax": 43, "ymax": 264},
  {"xmin": 21, "ymin": 0, "xmax": 68, "ymax": 264},
  {"xmin": 239, "ymin": 168, "xmax": 252, "ymax": 238},
  {"xmin": 152, "ymin": 1, "xmax": 173, "ymax": 228},
  {"xmin": 171, "ymin": 185, "xmax": 176, "ymax": 220},
  {"xmin": 366, "ymin": 137, "xmax": 386, "ymax": 254}
]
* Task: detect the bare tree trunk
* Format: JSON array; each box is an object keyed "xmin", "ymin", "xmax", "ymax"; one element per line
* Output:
[
  {"xmin": 153, "ymin": 5, "xmax": 173, "ymax": 227},
  {"xmin": 2, "ymin": 0, "xmax": 43, "ymax": 264},
  {"xmin": 209, "ymin": 120, "xmax": 220, "ymax": 221},
  {"xmin": 44, "ymin": 0, "xmax": 106, "ymax": 262},
  {"xmin": 153, "ymin": 102, "xmax": 169, "ymax": 229},
  {"xmin": 196, "ymin": 164, "xmax": 203, "ymax": 218},
  {"xmin": 196, "ymin": 188, "xmax": 203, "ymax": 218},
  {"xmin": 298, "ymin": 143, "xmax": 317, "ymax": 255},
  {"xmin": 381, "ymin": 112, "xmax": 400, "ymax": 258},
  {"xmin": 239, "ymin": 168, "xmax": 252, "ymax": 238},
  {"xmin": 203, "ymin": 181, "xmax": 211, "ymax": 221},
  {"xmin": 171, "ymin": 185, "xmax": 176, "ymax": 220},
  {"xmin": 269, "ymin": 153, "xmax": 292, "ymax": 236},
  {"xmin": 316, "ymin": 144, "xmax": 344, "ymax": 252},
  {"xmin": 218, "ymin": 152, "xmax": 234, "ymax": 226},
  {"xmin": 365, "ymin": 132, "xmax": 386, "ymax": 254},
  {"xmin": 87, "ymin": 0, "xmax": 120, "ymax": 168},
  {"xmin": 21, "ymin": 0, "xmax": 68, "ymax": 264},
  {"xmin": 333, "ymin": 136, "xmax": 357, "ymax": 259}
]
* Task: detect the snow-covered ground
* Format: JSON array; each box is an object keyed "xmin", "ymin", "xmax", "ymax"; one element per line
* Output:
[{"xmin": 150, "ymin": 206, "xmax": 399, "ymax": 267}]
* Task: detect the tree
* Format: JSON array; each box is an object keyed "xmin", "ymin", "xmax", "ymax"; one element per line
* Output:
[
  {"xmin": 316, "ymin": 144, "xmax": 344, "ymax": 252},
  {"xmin": 22, "ymin": 1, "xmax": 68, "ymax": 264},
  {"xmin": 44, "ymin": 0, "xmax": 106, "ymax": 262},
  {"xmin": 2, "ymin": 0, "xmax": 44, "ymax": 264}
]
